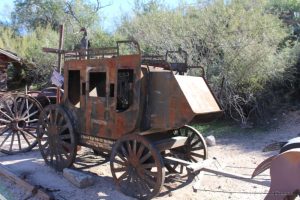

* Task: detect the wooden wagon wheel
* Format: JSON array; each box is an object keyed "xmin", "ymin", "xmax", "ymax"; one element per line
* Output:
[
  {"xmin": 37, "ymin": 105, "xmax": 77, "ymax": 171},
  {"xmin": 164, "ymin": 125, "xmax": 208, "ymax": 174},
  {"xmin": 110, "ymin": 134, "xmax": 165, "ymax": 200},
  {"xmin": 27, "ymin": 91, "xmax": 51, "ymax": 108},
  {"xmin": 0, "ymin": 93, "xmax": 42, "ymax": 155}
]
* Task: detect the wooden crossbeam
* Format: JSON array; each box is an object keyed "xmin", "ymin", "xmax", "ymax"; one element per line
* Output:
[{"xmin": 154, "ymin": 136, "xmax": 188, "ymax": 152}]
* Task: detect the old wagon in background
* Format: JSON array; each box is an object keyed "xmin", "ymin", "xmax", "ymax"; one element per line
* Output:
[{"xmin": 0, "ymin": 48, "xmax": 62, "ymax": 155}]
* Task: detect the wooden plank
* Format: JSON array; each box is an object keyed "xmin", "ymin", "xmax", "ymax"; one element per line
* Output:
[
  {"xmin": 163, "ymin": 156, "xmax": 192, "ymax": 166},
  {"xmin": 187, "ymin": 159, "xmax": 215, "ymax": 173},
  {"xmin": 42, "ymin": 47, "xmax": 64, "ymax": 54},
  {"xmin": 0, "ymin": 163, "xmax": 52, "ymax": 199},
  {"xmin": 154, "ymin": 136, "xmax": 188, "ymax": 152},
  {"xmin": 201, "ymin": 167, "xmax": 269, "ymax": 187}
]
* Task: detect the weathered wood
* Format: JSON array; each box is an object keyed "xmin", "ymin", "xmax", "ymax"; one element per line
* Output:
[
  {"xmin": 187, "ymin": 159, "xmax": 215, "ymax": 173},
  {"xmin": 163, "ymin": 156, "xmax": 192, "ymax": 166},
  {"xmin": 0, "ymin": 163, "xmax": 52, "ymax": 199},
  {"xmin": 42, "ymin": 47, "xmax": 64, "ymax": 54},
  {"xmin": 154, "ymin": 136, "xmax": 188, "ymax": 152},
  {"xmin": 200, "ymin": 167, "xmax": 269, "ymax": 186}
]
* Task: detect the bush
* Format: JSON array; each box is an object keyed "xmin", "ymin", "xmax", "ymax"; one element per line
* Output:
[{"xmin": 118, "ymin": 0, "xmax": 298, "ymax": 125}]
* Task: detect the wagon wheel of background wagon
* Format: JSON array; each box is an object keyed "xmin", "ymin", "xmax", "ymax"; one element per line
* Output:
[
  {"xmin": 27, "ymin": 91, "xmax": 51, "ymax": 108},
  {"xmin": 37, "ymin": 105, "xmax": 77, "ymax": 171},
  {"xmin": 164, "ymin": 125, "xmax": 208, "ymax": 175},
  {"xmin": 110, "ymin": 134, "xmax": 165, "ymax": 200},
  {"xmin": 0, "ymin": 93, "xmax": 43, "ymax": 155}
]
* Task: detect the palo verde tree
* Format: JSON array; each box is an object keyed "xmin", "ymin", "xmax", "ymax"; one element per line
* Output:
[{"xmin": 119, "ymin": 0, "xmax": 298, "ymax": 125}]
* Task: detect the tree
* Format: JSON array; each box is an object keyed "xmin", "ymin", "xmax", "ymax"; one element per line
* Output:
[
  {"xmin": 0, "ymin": 25, "xmax": 59, "ymax": 87},
  {"xmin": 118, "ymin": 0, "xmax": 297, "ymax": 125},
  {"xmin": 267, "ymin": 0, "xmax": 300, "ymax": 39},
  {"xmin": 11, "ymin": 0, "xmax": 109, "ymax": 32}
]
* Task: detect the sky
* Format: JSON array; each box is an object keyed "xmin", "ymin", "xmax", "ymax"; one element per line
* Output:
[{"xmin": 0, "ymin": 0, "xmax": 197, "ymax": 32}]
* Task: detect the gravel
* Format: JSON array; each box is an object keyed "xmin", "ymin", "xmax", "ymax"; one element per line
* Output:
[{"xmin": 0, "ymin": 110, "xmax": 300, "ymax": 200}]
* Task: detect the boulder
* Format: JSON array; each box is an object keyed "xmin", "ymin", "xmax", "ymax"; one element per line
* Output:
[{"xmin": 63, "ymin": 168, "xmax": 95, "ymax": 188}]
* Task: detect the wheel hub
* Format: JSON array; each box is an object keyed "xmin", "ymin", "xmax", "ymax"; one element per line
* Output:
[{"xmin": 10, "ymin": 119, "xmax": 26, "ymax": 131}]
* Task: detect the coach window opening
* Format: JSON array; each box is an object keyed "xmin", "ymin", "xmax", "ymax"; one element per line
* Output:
[{"xmin": 116, "ymin": 69, "xmax": 133, "ymax": 112}]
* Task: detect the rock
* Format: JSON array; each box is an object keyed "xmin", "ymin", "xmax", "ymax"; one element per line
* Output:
[
  {"xmin": 206, "ymin": 135, "xmax": 216, "ymax": 146},
  {"xmin": 63, "ymin": 168, "xmax": 95, "ymax": 188}
]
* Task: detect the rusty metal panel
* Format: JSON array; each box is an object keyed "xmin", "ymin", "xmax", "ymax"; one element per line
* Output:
[
  {"xmin": 146, "ymin": 68, "xmax": 193, "ymax": 131},
  {"xmin": 145, "ymin": 67, "xmax": 221, "ymax": 132},
  {"xmin": 265, "ymin": 149, "xmax": 300, "ymax": 200},
  {"xmin": 175, "ymin": 75, "xmax": 221, "ymax": 114}
]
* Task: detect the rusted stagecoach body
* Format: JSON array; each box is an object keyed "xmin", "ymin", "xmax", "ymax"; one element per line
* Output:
[
  {"xmin": 38, "ymin": 41, "xmax": 222, "ymax": 199},
  {"xmin": 62, "ymin": 46, "xmax": 221, "ymax": 147}
]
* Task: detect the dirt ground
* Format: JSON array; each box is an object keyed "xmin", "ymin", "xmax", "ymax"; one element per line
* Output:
[{"xmin": 1, "ymin": 110, "xmax": 300, "ymax": 200}]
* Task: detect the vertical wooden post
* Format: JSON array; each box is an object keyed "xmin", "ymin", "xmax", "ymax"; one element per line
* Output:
[
  {"xmin": 57, "ymin": 24, "xmax": 64, "ymax": 104},
  {"xmin": 58, "ymin": 24, "xmax": 64, "ymax": 74}
]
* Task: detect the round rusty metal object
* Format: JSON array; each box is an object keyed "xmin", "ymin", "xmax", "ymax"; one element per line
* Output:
[
  {"xmin": 164, "ymin": 125, "xmax": 208, "ymax": 174},
  {"xmin": 37, "ymin": 104, "xmax": 77, "ymax": 171},
  {"xmin": 110, "ymin": 134, "xmax": 165, "ymax": 200},
  {"xmin": 0, "ymin": 93, "xmax": 43, "ymax": 154}
]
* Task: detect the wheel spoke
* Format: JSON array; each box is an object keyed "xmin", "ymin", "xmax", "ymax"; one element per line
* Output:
[
  {"xmin": 142, "ymin": 175, "xmax": 156, "ymax": 188},
  {"xmin": 116, "ymin": 152, "xmax": 127, "ymax": 162},
  {"xmin": 60, "ymin": 134, "xmax": 71, "ymax": 140},
  {"xmin": 136, "ymin": 144, "xmax": 145, "ymax": 159},
  {"xmin": 121, "ymin": 144, "xmax": 128, "ymax": 157},
  {"xmin": 21, "ymin": 103, "xmax": 34, "ymax": 118},
  {"xmin": 186, "ymin": 132, "xmax": 195, "ymax": 144},
  {"xmin": 117, "ymin": 171, "xmax": 129, "ymax": 181},
  {"xmin": 114, "ymin": 167, "xmax": 127, "ymax": 173},
  {"xmin": 132, "ymin": 140, "xmax": 137, "ymax": 155},
  {"xmin": 41, "ymin": 141, "xmax": 49, "ymax": 148},
  {"xmin": 16, "ymin": 132, "xmax": 22, "ymax": 150},
  {"xmin": 0, "ymin": 130, "xmax": 12, "ymax": 147},
  {"xmin": 20, "ymin": 131, "xmax": 31, "ymax": 147},
  {"xmin": 0, "ymin": 118, "xmax": 11, "ymax": 125},
  {"xmin": 190, "ymin": 140, "xmax": 200, "ymax": 147},
  {"xmin": 0, "ymin": 109, "xmax": 13, "ymax": 121},
  {"xmin": 23, "ymin": 110, "xmax": 39, "ymax": 120},
  {"xmin": 54, "ymin": 109, "xmax": 58, "ymax": 125},
  {"xmin": 4, "ymin": 101, "xmax": 14, "ymax": 118},
  {"xmin": 22, "ymin": 130, "xmax": 37, "ymax": 139},
  {"xmin": 191, "ymin": 146, "xmax": 204, "ymax": 151},
  {"xmin": 113, "ymin": 158, "xmax": 127, "ymax": 167},
  {"xmin": 26, "ymin": 119, "xmax": 39, "ymax": 123},
  {"xmin": 59, "ymin": 124, "xmax": 69, "ymax": 134},
  {"xmin": 9, "ymin": 132, "xmax": 15, "ymax": 151},
  {"xmin": 180, "ymin": 164, "xmax": 184, "ymax": 173},
  {"xmin": 0, "ymin": 127, "xmax": 10, "ymax": 136},
  {"xmin": 61, "ymin": 141, "xmax": 72, "ymax": 152},
  {"xmin": 140, "ymin": 179, "xmax": 152, "ymax": 196},
  {"xmin": 13, "ymin": 98, "xmax": 18, "ymax": 116},
  {"xmin": 190, "ymin": 151, "xmax": 204, "ymax": 157},
  {"xmin": 57, "ymin": 114, "xmax": 64, "ymax": 126},
  {"xmin": 140, "ymin": 151, "xmax": 152, "ymax": 163},
  {"xmin": 18, "ymin": 98, "xmax": 26, "ymax": 117},
  {"xmin": 143, "ymin": 168, "xmax": 157, "ymax": 177},
  {"xmin": 126, "ymin": 141, "xmax": 133, "ymax": 156},
  {"xmin": 142, "ymin": 163, "xmax": 156, "ymax": 169}
]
